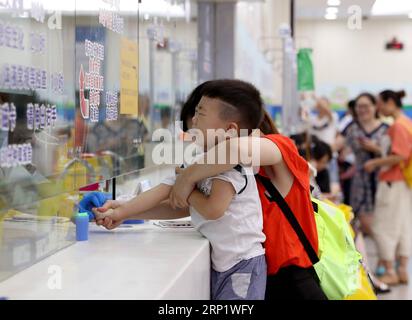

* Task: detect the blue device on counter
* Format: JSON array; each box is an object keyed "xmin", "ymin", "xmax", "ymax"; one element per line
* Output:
[
  {"xmin": 75, "ymin": 212, "xmax": 89, "ymax": 241},
  {"xmin": 123, "ymin": 219, "xmax": 144, "ymax": 224}
]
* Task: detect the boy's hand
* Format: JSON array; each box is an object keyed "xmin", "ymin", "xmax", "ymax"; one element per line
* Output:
[
  {"xmin": 78, "ymin": 192, "xmax": 112, "ymax": 221},
  {"xmin": 93, "ymin": 202, "xmax": 123, "ymax": 230}
]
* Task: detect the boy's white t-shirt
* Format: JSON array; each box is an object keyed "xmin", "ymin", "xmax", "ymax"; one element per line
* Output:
[{"xmin": 162, "ymin": 166, "xmax": 266, "ymax": 272}]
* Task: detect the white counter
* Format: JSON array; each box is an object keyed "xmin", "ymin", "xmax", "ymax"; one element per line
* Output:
[{"xmin": 0, "ymin": 222, "xmax": 211, "ymax": 300}]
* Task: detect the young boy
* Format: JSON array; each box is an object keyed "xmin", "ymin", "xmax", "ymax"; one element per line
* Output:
[{"xmin": 94, "ymin": 80, "xmax": 267, "ymax": 300}]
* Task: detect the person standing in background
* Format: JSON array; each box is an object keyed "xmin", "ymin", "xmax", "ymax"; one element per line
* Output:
[
  {"xmin": 337, "ymin": 99, "xmax": 357, "ymax": 206},
  {"xmin": 335, "ymin": 93, "xmax": 388, "ymax": 236},
  {"xmin": 338, "ymin": 99, "xmax": 356, "ymax": 133},
  {"xmin": 309, "ymin": 97, "xmax": 340, "ymax": 195},
  {"xmin": 364, "ymin": 90, "xmax": 412, "ymax": 286},
  {"xmin": 310, "ymin": 97, "xmax": 340, "ymax": 146}
]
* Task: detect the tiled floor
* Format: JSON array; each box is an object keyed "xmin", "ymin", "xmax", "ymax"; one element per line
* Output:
[{"xmin": 364, "ymin": 236, "xmax": 412, "ymax": 300}]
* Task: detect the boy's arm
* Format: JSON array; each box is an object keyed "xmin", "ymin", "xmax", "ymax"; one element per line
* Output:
[
  {"xmin": 95, "ymin": 184, "xmax": 172, "ymax": 222},
  {"xmin": 134, "ymin": 200, "xmax": 190, "ymax": 220},
  {"xmin": 188, "ymin": 179, "xmax": 235, "ymax": 220},
  {"xmin": 94, "ymin": 199, "xmax": 190, "ymax": 230},
  {"xmin": 116, "ymin": 184, "xmax": 172, "ymax": 219}
]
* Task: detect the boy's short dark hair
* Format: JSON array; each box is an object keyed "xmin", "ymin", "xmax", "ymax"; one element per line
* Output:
[
  {"xmin": 180, "ymin": 81, "xmax": 210, "ymax": 132},
  {"xmin": 201, "ymin": 79, "xmax": 265, "ymax": 133},
  {"xmin": 311, "ymin": 138, "xmax": 332, "ymax": 162}
]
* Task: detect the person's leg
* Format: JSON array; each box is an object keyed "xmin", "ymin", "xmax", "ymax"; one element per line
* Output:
[
  {"xmin": 397, "ymin": 256, "xmax": 409, "ymax": 284},
  {"xmin": 395, "ymin": 185, "xmax": 412, "ymax": 284},
  {"xmin": 355, "ymin": 231, "xmax": 370, "ymax": 268},
  {"xmin": 372, "ymin": 182, "xmax": 404, "ymax": 285},
  {"xmin": 358, "ymin": 212, "xmax": 373, "ymax": 237},
  {"xmin": 265, "ymin": 268, "xmax": 292, "ymax": 300},
  {"xmin": 265, "ymin": 267, "xmax": 296, "ymax": 300},
  {"xmin": 290, "ymin": 266, "xmax": 328, "ymax": 300},
  {"xmin": 355, "ymin": 232, "xmax": 390, "ymax": 292},
  {"xmin": 266, "ymin": 266, "xmax": 327, "ymax": 300},
  {"xmin": 212, "ymin": 255, "xmax": 267, "ymax": 300},
  {"xmin": 242, "ymin": 255, "xmax": 267, "ymax": 300},
  {"xmin": 210, "ymin": 269, "xmax": 222, "ymax": 300}
]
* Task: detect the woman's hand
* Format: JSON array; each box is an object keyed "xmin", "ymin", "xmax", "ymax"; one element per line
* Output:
[
  {"xmin": 364, "ymin": 159, "xmax": 378, "ymax": 173},
  {"xmin": 359, "ymin": 138, "xmax": 381, "ymax": 154},
  {"xmin": 169, "ymin": 167, "xmax": 196, "ymax": 209}
]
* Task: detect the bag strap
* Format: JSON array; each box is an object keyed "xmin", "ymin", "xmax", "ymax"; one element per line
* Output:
[{"xmin": 255, "ymin": 174, "xmax": 319, "ymax": 265}]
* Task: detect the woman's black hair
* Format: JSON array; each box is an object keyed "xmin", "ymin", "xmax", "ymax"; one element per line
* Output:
[
  {"xmin": 379, "ymin": 90, "xmax": 406, "ymax": 108},
  {"xmin": 355, "ymin": 92, "xmax": 376, "ymax": 106},
  {"xmin": 347, "ymin": 99, "xmax": 356, "ymax": 113},
  {"xmin": 259, "ymin": 109, "xmax": 279, "ymax": 135}
]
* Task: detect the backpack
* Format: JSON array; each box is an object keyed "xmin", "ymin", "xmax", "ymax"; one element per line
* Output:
[
  {"xmin": 397, "ymin": 118, "xmax": 412, "ymax": 188},
  {"xmin": 256, "ymin": 174, "xmax": 362, "ymax": 300}
]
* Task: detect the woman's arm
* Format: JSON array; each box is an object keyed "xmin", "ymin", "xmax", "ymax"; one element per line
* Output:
[
  {"xmin": 188, "ymin": 179, "xmax": 235, "ymax": 220},
  {"xmin": 169, "ymin": 136, "xmax": 282, "ymax": 208},
  {"xmin": 333, "ymin": 134, "xmax": 346, "ymax": 152},
  {"xmin": 364, "ymin": 155, "xmax": 404, "ymax": 173},
  {"xmin": 359, "ymin": 138, "xmax": 383, "ymax": 155}
]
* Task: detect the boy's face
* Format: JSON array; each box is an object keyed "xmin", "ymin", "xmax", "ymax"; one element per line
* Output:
[
  {"xmin": 191, "ymin": 96, "xmax": 237, "ymax": 150},
  {"xmin": 315, "ymin": 155, "xmax": 330, "ymax": 172}
]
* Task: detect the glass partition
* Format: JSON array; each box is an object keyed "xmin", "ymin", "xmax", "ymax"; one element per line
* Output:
[
  {"xmin": 0, "ymin": 0, "xmax": 78, "ymax": 282},
  {"xmin": 0, "ymin": 0, "xmax": 196, "ymax": 283}
]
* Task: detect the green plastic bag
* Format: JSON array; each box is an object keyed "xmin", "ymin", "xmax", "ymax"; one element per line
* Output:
[
  {"xmin": 297, "ymin": 48, "xmax": 315, "ymax": 91},
  {"xmin": 312, "ymin": 198, "xmax": 362, "ymax": 300}
]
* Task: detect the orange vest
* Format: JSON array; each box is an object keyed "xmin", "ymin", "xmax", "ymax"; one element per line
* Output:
[{"xmin": 257, "ymin": 134, "xmax": 319, "ymax": 275}]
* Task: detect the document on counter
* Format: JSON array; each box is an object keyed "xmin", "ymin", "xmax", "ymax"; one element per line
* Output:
[{"xmin": 153, "ymin": 220, "xmax": 193, "ymax": 228}]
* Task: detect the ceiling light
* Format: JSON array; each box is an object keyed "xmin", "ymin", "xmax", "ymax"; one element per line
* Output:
[
  {"xmin": 326, "ymin": 7, "xmax": 339, "ymax": 14},
  {"xmin": 327, "ymin": 0, "xmax": 341, "ymax": 6},
  {"xmin": 372, "ymin": 0, "xmax": 412, "ymax": 16}
]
